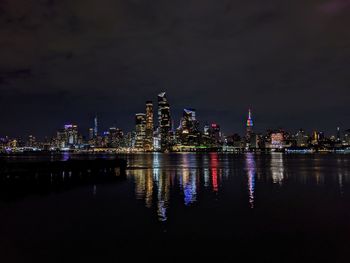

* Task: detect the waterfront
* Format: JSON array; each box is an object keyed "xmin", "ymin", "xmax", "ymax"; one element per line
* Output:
[{"xmin": 1, "ymin": 153, "xmax": 350, "ymax": 262}]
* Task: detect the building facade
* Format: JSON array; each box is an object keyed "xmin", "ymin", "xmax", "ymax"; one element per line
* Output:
[
  {"xmin": 135, "ymin": 113, "xmax": 146, "ymax": 149},
  {"xmin": 158, "ymin": 92, "xmax": 171, "ymax": 151},
  {"xmin": 145, "ymin": 101, "xmax": 154, "ymax": 151}
]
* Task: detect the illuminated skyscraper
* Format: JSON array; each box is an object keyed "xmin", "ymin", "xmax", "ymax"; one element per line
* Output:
[
  {"xmin": 56, "ymin": 124, "xmax": 79, "ymax": 148},
  {"xmin": 145, "ymin": 101, "xmax": 154, "ymax": 151},
  {"xmin": 158, "ymin": 92, "xmax": 171, "ymax": 151},
  {"xmin": 108, "ymin": 127, "xmax": 124, "ymax": 148},
  {"xmin": 88, "ymin": 128, "xmax": 94, "ymax": 141},
  {"xmin": 210, "ymin": 123, "xmax": 221, "ymax": 144},
  {"xmin": 246, "ymin": 108, "xmax": 253, "ymax": 140},
  {"xmin": 94, "ymin": 115, "xmax": 98, "ymax": 137},
  {"xmin": 178, "ymin": 108, "xmax": 200, "ymax": 146},
  {"xmin": 135, "ymin": 113, "xmax": 146, "ymax": 149},
  {"xmin": 204, "ymin": 124, "xmax": 210, "ymax": 136},
  {"xmin": 65, "ymin": 124, "xmax": 79, "ymax": 145},
  {"xmin": 344, "ymin": 129, "xmax": 350, "ymax": 145},
  {"xmin": 311, "ymin": 130, "xmax": 319, "ymax": 145},
  {"xmin": 336, "ymin": 127, "xmax": 341, "ymax": 142},
  {"xmin": 180, "ymin": 108, "xmax": 198, "ymax": 133}
]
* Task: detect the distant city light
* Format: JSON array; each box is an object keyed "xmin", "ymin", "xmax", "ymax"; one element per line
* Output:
[{"xmin": 0, "ymin": 92, "xmax": 349, "ymax": 154}]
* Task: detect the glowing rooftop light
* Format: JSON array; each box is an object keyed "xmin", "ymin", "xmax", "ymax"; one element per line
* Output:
[{"xmin": 246, "ymin": 108, "xmax": 253, "ymax": 127}]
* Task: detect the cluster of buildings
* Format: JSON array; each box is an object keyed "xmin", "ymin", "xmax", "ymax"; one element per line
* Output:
[{"xmin": 1, "ymin": 92, "xmax": 350, "ymax": 153}]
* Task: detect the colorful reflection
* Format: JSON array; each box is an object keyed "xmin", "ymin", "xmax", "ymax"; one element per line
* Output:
[
  {"xmin": 133, "ymin": 169, "xmax": 153, "ymax": 208},
  {"xmin": 270, "ymin": 153, "xmax": 284, "ymax": 185},
  {"xmin": 145, "ymin": 170, "xmax": 153, "ymax": 208},
  {"xmin": 154, "ymin": 169, "xmax": 170, "ymax": 222},
  {"xmin": 129, "ymin": 153, "xmax": 350, "ymax": 221},
  {"xmin": 203, "ymin": 168, "xmax": 210, "ymax": 188},
  {"xmin": 179, "ymin": 154, "xmax": 198, "ymax": 205},
  {"xmin": 180, "ymin": 169, "xmax": 197, "ymax": 206},
  {"xmin": 132, "ymin": 154, "xmax": 170, "ymax": 221},
  {"xmin": 245, "ymin": 153, "xmax": 256, "ymax": 209},
  {"xmin": 210, "ymin": 153, "xmax": 219, "ymax": 192}
]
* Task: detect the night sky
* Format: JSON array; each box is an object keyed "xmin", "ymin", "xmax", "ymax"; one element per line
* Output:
[{"xmin": 1, "ymin": 0, "xmax": 349, "ymax": 138}]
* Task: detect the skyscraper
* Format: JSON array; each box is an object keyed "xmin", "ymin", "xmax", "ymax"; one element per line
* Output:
[
  {"xmin": 65, "ymin": 124, "xmax": 79, "ymax": 145},
  {"xmin": 336, "ymin": 127, "xmax": 341, "ymax": 142},
  {"xmin": 158, "ymin": 92, "xmax": 171, "ymax": 151},
  {"xmin": 94, "ymin": 115, "xmax": 98, "ymax": 137},
  {"xmin": 108, "ymin": 127, "xmax": 123, "ymax": 148},
  {"xmin": 56, "ymin": 124, "xmax": 79, "ymax": 148},
  {"xmin": 246, "ymin": 108, "xmax": 254, "ymax": 140},
  {"xmin": 311, "ymin": 130, "xmax": 319, "ymax": 145},
  {"xmin": 296, "ymin": 129, "xmax": 309, "ymax": 147},
  {"xmin": 88, "ymin": 128, "xmax": 94, "ymax": 141},
  {"xmin": 180, "ymin": 108, "xmax": 198, "ymax": 133},
  {"xmin": 135, "ymin": 113, "xmax": 146, "ymax": 149},
  {"xmin": 211, "ymin": 123, "xmax": 221, "ymax": 144},
  {"xmin": 145, "ymin": 101, "xmax": 154, "ymax": 151},
  {"xmin": 203, "ymin": 124, "xmax": 210, "ymax": 136},
  {"xmin": 344, "ymin": 129, "xmax": 350, "ymax": 145}
]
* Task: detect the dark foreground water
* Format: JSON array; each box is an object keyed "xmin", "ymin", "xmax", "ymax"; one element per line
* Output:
[{"xmin": 1, "ymin": 153, "xmax": 350, "ymax": 262}]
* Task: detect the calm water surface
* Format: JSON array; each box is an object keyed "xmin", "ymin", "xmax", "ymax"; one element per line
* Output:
[{"xmin": 1, "ymin": 153, "xmax": 350, "ymax": 262}]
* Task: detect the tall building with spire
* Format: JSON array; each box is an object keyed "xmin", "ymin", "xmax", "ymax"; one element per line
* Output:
[
  {"xmin": 336, "ymin": 127, "xmax": 341, "ymax": 142},
  {"xmin": 94, "ymin": 115, "xmax": 98, "ymax": 138},
  {"xmin": 246, "ymin": 108, "xmax": 254, "ymax": 141},
  {"xmin": 158, "ymin": 92, "xmax": 171, "ymax": 151},
  {"xmin": 145, "ymin": 101, "xmax": 154, "ymax": 151}
]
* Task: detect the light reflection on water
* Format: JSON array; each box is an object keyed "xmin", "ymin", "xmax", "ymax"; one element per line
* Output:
[
  {"xmin": 127, "ymin": 153, "xmax": 350, "ymax": 222},
  {"xmin": 0, "ymin": 153, "xmax": 350, "ymax": 262},
  {"xmin": 270, "ymin": 153, "xmax": 284, "ymax": 185},
  {"xmin": 245, "ymin": 153, "xmax": 256, "ymax": 209}
]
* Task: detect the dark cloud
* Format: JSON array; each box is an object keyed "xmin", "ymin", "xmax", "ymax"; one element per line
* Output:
[
  {"xmin": 0, "ymin": 0, "xmax": 349, "ymax": 137},
  {"xmin": 319, "ymin": 0, "xmax": 350, "ymax": 14}
]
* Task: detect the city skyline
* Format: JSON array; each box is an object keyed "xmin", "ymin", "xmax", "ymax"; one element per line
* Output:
[
  {"xmin": 1, "ymin": 91, "xmax": 349, "ymax": 154},
  {"xmin": 0, "ymin": 90, "xmax": 348, "ymax": 139}
]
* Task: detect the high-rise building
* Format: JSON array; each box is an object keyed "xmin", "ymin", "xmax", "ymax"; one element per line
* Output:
[
  {"xmin": 336, "ymin": 127, "xmax": 341, "ymax": 142},
  {"xmin": 56, "ymin": 124, "xmax": 79, "ymax": 148},
  {"xmin": 65, "ymin": 124, "xmax": 79, "ymax": 145},
  {"xmin": 180, "ymin": 108, "xmax": 198, "ymax": 133},
  {"xmin": 135, "ymin": 113, "xmax": 146, "ymax": 149},
  {"xmin": 108, "ymin": 127, "xmax": 124, "ymax": 148},
  {"xmin": 296, "ymin": 129, "xmax": 309, "ymax": 147},
  {"xmin": 94, "ymin": 115, "xmax": 98, "ymax": 137},
  {"xmin": 204, "ymin": 124, "xmax": 210, "ymax": 136},
  {"xmin": 250, "ymin": 133, "xmax": 261, "ymax": 149},
  {"xmin": 158, "ymin": 92, "xmax": 171, "ymax": 151},
  {"xmin": 177, "ymin": 108, "xmax": 200, "ymax": 146},
  {"xmin": 210, "ymin": 123, "xmax": 221, "ymax": 144},
  {"xmin": 246, "ymin": 108, "xmax": 254, "ymax": 140},
  {"xmin": 145, "ymin": 101, "xmax": 154, "ymax": 151},
  {"xmin": 88, "ymin": 128, "xmax": 94, "ymax": 141},
  {"xmin": 311, "ymin": 130, "xmax": 319, "ymax": 145},
  {"xmin": 56, "ymin": 130, "xmax": 67, "ymax": 148},
  {"xmin": 344, "ymin": 129, "xmax": 350, "ymax": 146}
]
